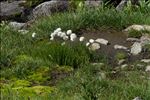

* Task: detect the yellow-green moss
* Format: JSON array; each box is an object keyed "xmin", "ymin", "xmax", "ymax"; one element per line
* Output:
[
  {"xmin": 27, "ymin": 73, "xmax": 48, "ymax": 84},
  {"xmin": 14, "ymin": 55, "xmax": 33, "ymax": 64},
  {"xmin": 11, "ymin": 80, "xmax": 31, "ymax": 87},
  {"xmin": 2, "ymin": 85, "xmax": 56, "ymax": 97},
  {"xmin": 51, "ymin": 65, "xmax": 73, "ymax": 73},
  {"xmin": 115, "ymin": 52, "xmax": 127, "ymax": 60}
]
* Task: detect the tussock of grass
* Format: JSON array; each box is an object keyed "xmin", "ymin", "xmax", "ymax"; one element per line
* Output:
[{"xmin": 31, "ymin": 6, "xmax": 150, "ymax": 37}]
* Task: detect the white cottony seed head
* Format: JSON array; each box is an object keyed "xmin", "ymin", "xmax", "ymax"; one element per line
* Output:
[
  {"xmin": 79, "ymin": 36, "xmax": 85, "ymax": 42},
  {"xmin": 89, "ymin": 39, "xmax": 95, "ymax": 43},
  {"xmin": 86, "ymin": 42, "xmax": 90, "ymax": 47},
  {"xmin": 60, "ymin": 32, "xmax": 66, "ymax": 38},
  {"xmin": 70, "ymin": 33, "xmax": 77, "ymax": 41},
  {"xmin": 56, "ymin": 28, "xmax": 61, "ymax": 32},
  {"xmin": 57, "ymin": 31, "xmax": 62, "ymax": 37},
  {"xmin": 32, "ymin": 32, "xmax": 36, "ymax": 38},
  {"xmin": 67, "ymin": 30, "xmax": 72, "ymax": 35},
  {"xmin": 51, "ymin": 33, "xmax": 55, "ymax": 38},
  {"xmin": 50, "ymin": 37, "xmax": 54, "ymax": 41},
  {"xmin": 63, "ymin": 36, "xmax": 69, "ymax": 40}
]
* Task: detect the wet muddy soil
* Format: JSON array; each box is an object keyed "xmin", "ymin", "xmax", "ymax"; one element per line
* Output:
[{"xmin": 81, "ymin": 29, "xmax": 150, "ymax": 63}]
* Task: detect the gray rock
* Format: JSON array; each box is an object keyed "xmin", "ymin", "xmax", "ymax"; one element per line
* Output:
[
  {"xmin": 18, "ymin": 29, "xmax": 29, "ymax": 34},
  {"xmin": 130, "ymin": 42, "xmax": 142, "ymax": 55},
  {"xmin": 133, "ymin": 97, "xmax": 142, "ymax": 100},
  {"xmin": 140, "ymin": 34, "xmax": 150, "ymax": 46},
  {"xmin": 0, "ymin": 1, "xmax": 25, "ymax": 20},
  {"xmin": 145, "ymin": 65, "xmax": 150, "ymax": 72},
  {"xmin": 85, "ymin": 0, "xmax": 103, "ymax": 8},
  {"xmin": 126, "ymin": 38, "xmax": 140, "ymax": 42},
  {"xmin": 91, "ymin": 63, "xmax": 104, "ymax": 66},
  {"xmin": 114, "ymin": 44, "xmax": 128, "ymax": 50},
  {"xmin": 8, "ymin": 21, "xmax": 25, "ymax": 30},
  {"xmin": 116, "ymin": 0, "xmax": 140, "ymax": 11},
  {"xmin": 124, "ymin": 25, "xmax": 150, "ymax": 32},
  {"xmin": 31, "ymin": 0, "xmax": 68, "ymax": 19},
  {"xmin": 116, "ymin": 0, "xmax": 128, "ymax": 11},
  {"xmin": 124, "ymin": 25, "xmax": 145, "ymax": 32},
  {"xmin": 89, "ymin": 43, "xmax": 100, "ymax": 51},
  {"xmin": 118, "ymin": 59, "xmax": 126, "ymax": 65},
  {"xmin": 95, "ymin": 38, "xmax": 109, "ymax": 45},
  {"xmin": 143, "ymin": 25, "xmax": 150, "ymax": 32},
  {"xmin": 141, "ymin": 59, "xmax": 150, "ymax": 63},
  {"xmin": 121, "ymin": 64, "xmax": 128, "ymax": 69}
]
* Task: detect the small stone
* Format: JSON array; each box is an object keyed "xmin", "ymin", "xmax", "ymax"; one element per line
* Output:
[
  {"xmin": 140, "ymin": 35, "xmax": 150, "ymax": 46},
  {"xmin": 143, "ymin": 25, "xmax": 150, "ymax": 32},
  {"xmin": 8, "ymin": 22, "xmax": 25, "ymax": 30},
  {"xmin": 114, "ymin": 45, "xmax": 127, "ymax": 50},
  {"xmin": 124, "ymin": 25, "xmax": 145, "ymax": 32},
  {"xmin": 95, "ymin": 38, "xmax": 109, "ymax": 45},
  {"xmin": 91, "ymin": 63, "xmax": 104, "ymax": 66},
  {"xmin": 18, "ymin": 29, "xmax": 29, "ymax": 35},
  {"xmin": 118, "ymin": 59, "xmax": 125, "ymax": 65},
  {"xmin": 126, "ymin": 38, "xmax": 140, "ymax": 42},
  {"xmin": 133, "ymin": 97, "xmax": 142, "ymax": 100},
  {"xmin": 130, "ymin": 42, "xmax": 142, "ymax": 55},
  {"xmin": 85, "ymin": 0, "xmax": 103, "ymax": 8},
  {"xmin": 141, "ymin": 59, "xmax": 150, "ymax": 63},
  {"xmin": 100, "ymin": 72, "xmax": 106, "ymax": 79},
  {"xmin": 145, "ymin": 65, "xmax": 150, "ymax": 72},
  {"xmin": 136, "ymin": 64, "xmax": 144, "ymax": 67},
  {"xmin": 89, "ymin": 43, "xmax": 100, "ymax": 51},
  {"xmin": 121, "ymin": 64, "xmax": 128, "ymax": 69}
]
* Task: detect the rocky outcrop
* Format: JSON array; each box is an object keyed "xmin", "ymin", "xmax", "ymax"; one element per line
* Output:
[
  {"xmin": 31, "ymin": 0, "xmax": 68, "ymax": 19},
  {"xmin": 0, "ymin": 0, "xmax": 25, "ymax": 21}
]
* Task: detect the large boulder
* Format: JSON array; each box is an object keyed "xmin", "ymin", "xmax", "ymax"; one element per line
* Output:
[
  {"xmin": 0, "ymin": 1, "xmax": 25, "ymax": 20},
  {"xmin": 31, "ymin": 0, "xmax": 68, "ymax": 19}
]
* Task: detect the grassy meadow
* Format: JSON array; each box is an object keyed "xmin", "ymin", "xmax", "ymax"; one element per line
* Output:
[{"xmin": 0, "ymin": 1, "xmax": 150, "ymax": 100}]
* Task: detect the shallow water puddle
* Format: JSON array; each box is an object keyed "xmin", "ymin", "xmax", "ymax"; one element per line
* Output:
[
  {"xmin": 82, "ymin": 29, "xmax": 131, "ymax": 56},
  {"xmin": 81, "ymin": 29, "xmax": 150, "ymax": 63}
]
